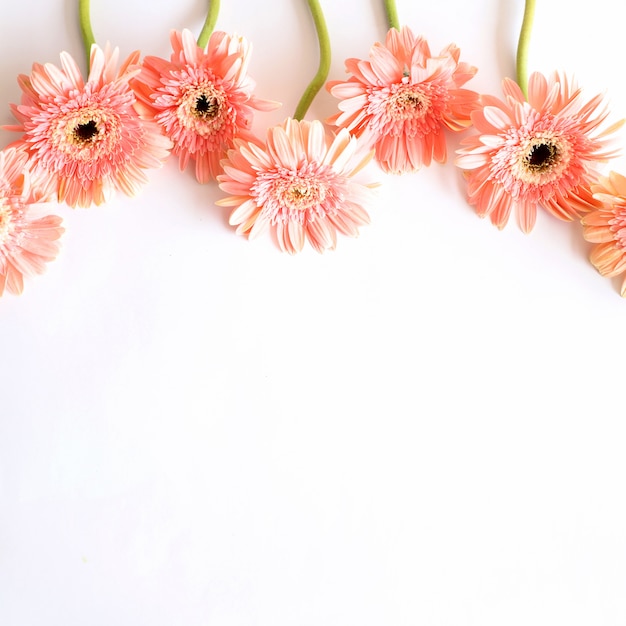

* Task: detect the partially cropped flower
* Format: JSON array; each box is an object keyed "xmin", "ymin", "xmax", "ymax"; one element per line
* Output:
[
  {"xmin": 582, "ymin": 171, "xmax": 626, "ymax": 296},
  {"xmin": 5, "ymin": 44, "xmax": 172, "ymax": 208},
  {"xmin": 217, "ymin": 118, "xmax": 376, "ymax": 254},
  {"xmin": 0, "ymin": 147, "xmax": 64, "ymax": 297},
  {"xmin": 132, "ymin": 29, "xmax": 280, "ymax": 183},
  {"xmin": 326, "ymin": 26, "xmax": 479, "ymax": 174},
  {"xmin": 456, "ymin": 72, "xmax": 623, "ymax": 233}
]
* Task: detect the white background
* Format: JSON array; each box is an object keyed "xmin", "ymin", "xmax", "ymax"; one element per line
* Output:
[{"xmin": 1, "ymin": 0, "xmax": 626, "ymax": 624}]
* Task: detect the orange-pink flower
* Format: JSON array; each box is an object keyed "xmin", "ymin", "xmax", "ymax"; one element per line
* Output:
[
  {"xmin": 217, "ymin": 118, "xmax": 376, "ymax": 254},
  {"xmin": 0, "ymin": 147, "xmax": 64, "ymax": 297},
  {"xmin": 456, "ymin": 72, "xmax": 623, "ymax": 233},
  {"xmin": 326, "ymin": 26, "xmax": 479, "ymax": 174},
  {"xmin": 132, "ymin": 29, "xmax": 280, "ymax": 183},
  {"xmin": 582, "ymin": 171, "xmax": 626, "ymax": 296},
  {"xmin": 6, "ymin": 44, "xmax": 172, "ymax": 208}
]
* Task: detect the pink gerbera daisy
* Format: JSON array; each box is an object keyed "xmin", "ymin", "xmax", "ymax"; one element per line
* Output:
[
  {"xmin": 582, "ymin": 171, "xmax": 626, "ymax": 296},
  {"xmin": 456, "ymin": 72, "xmax": 623, "ymax": 233},
  {"xmin": 131, "ymin": 29, "xmax": 280, "ymax": 183},
  {"xmin": 0, "ymin": 147, "xmax": 64, "ymax": 296},
  {"xmin": 217, "ymin": 118, "xmax": 376, "ymax": 254},
  {"xmin": 6, "ymin": 44, "xmax": 173, "ymax": 208},
  {"xmin": 326, "ymin": 25, "xmax": 479, "ymax": 174}
]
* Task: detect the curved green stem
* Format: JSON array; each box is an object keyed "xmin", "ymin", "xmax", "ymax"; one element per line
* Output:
[
  {"xmin": 79, "ymin": 0, "xmax": 96, "ymax": 68},
  {"xmin": 383, "ymin": 0, "xmax": 400, "ymax": 31},
  {"xmin": 516, "ymin": 0, "xmax": 536, "ymax": 99},
  {"xmin": 294, "ymin": 0, "xmax": 331, "ymax": 121},
  {"xmin": 197, "ymin": 0, "xmax": 221, "ymax": 48}
]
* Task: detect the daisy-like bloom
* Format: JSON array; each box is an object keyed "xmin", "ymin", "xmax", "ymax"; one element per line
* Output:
[
  {"xmin": 326, "ymin": 26, "xmax": 479, "ymax": 174},
  {"xmin": 131, "ymin": 29, "xmax": 280, "ymax": 184},
  {"xmin": 6, "ymin": 44, "xmax": 173, "ymax": 208},
  {"xmin": 582, "ymin": 171, "xmax": 626, "ymax": 296},
  {"xmin": 456, "ymin": 72, "xmax": 624, "ymax": 233},
  {"xmin": 217, "ymin": 118, "xmax": 376, "ymax": 254},
  {"xmin": 0, "ymin": 147, "xmax": 64, "ymax": 297}
]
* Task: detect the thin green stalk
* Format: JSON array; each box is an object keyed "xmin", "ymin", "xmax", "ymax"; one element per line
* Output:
[
  {"xmin": 197, "ymin": 0, "xmax": 221, "ymax": 48},
  {"xmin": 293, "ymin": 0, "xmax": 331, "ymax": 121},
  {"xmin": 79, "ymin": 0, "xmax": 96, "ymax": 68},
  {"xmin": 516, "ymin": 0, "xmax": 536, "ymax": 99},
  {"xmin": 384, "ymin": 0, "xmax": 400, "ymax": 31}
]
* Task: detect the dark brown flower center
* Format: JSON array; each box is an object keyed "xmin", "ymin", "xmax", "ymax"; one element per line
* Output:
[
  {"xmin": 194, "ymin": 94, "xmax": 220, "ymax": 120},
  {"xmin": 73, "ymin": 120, "xmax": 99, "ymax": 144},
  {"xmin": 526, "ymin": 141, "xmax": 559, "ymax": 172}
]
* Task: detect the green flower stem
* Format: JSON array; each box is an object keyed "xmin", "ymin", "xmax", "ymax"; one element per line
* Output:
[
  {"xmin": 384, "ymin": 0, "xmax": 400, "ymax": 31},
  {"xmin": 516, "ymin": 0, "xmax": 536, "ymax": 99},
  {"xmin": 197, "ymin": 0, "xmax": 221, "ymax": 48},
  {"xmin": 79, "ymin": 0, "xmax": 96, "ymax": 68},
  {"xmin": 294, "ymin": 0, "xmax": 331, "ymax": 121}
]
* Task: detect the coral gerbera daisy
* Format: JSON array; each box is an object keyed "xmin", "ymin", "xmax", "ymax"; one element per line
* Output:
[
  {"xmin": 582, "ymin": 171, "xmax": 626, "ymax": 296},
  {"xmin": 5, "ymin": 44, "xmax": 173, "ymax": 208},
  {"xmin": 326, "ymin": 25, "xmax": 479, "ymax": 174},
  {"xmin": 0, "ymin": 147, "xmax": 64, "ymax": 297},
  {"xmin": 131, "ymin": 29, "xmax": 280, "ymax": 184},
  {"xmin": 456, "ymin": 72, "xmax": 623, "ymax": 233},
  {"xmin": 217, "ymin": 118, "xmax": 376, "ymax": 254}
]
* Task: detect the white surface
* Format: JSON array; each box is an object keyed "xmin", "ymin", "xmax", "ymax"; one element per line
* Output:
[{"xmin": 1, "ymin": 1, "xmax": 626, "ymax": 624}]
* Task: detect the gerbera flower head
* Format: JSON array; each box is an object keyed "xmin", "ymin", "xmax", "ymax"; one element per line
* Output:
[
  {"xmin": 0, "ymin": 147, "xmax": 64, "ymax": 296},
  {"xmin": 131, "ymin": 29, "xmax": 280, "ymax": 184},
  {"xmin": 217, "ymin": 118, "xmax": 376, "ymax": 254},
  {"xmin": 326, "ymin": 25, "xmax": 479, "ymax": 174},
  {"xmin": 582, "ymin": 171, "xmax": 626, "ymax": 296},
  {"xmin": 456, "ymin": 72, "xmax": 624, "ymax": 233},
  {"xmin": 6, "ymin": 44, "xmax": 172, "ymax": 208}
]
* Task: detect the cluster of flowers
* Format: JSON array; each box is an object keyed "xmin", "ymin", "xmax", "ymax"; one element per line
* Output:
[{"xmin": 2, "ymin": 22, "xmax": 626, "ymax": 298}]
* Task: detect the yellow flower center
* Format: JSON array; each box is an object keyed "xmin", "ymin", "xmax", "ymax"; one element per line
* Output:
[
  {"xmin": 278, "ymin": 176, "xmax": 326, "ymax": 211},
  {"xmin": 0, "ymin": 202, "xmax": 15, "ymax": 244},
  {"xmin": 251, "ymin": 162, "xmax": 343, "ymax": 226},
  {"xmin": 388, "ymin": 85, "xmax": 430, "ymax": 121}
]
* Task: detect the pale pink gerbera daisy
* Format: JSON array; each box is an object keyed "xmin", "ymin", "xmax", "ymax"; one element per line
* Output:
[
  {"xmin": 582, "ymin": 171, "xmax": 626, "ymax": 296},
  {"xmin": 217, "ymin": 118, "xmax": 376, "ymax": 254},
  {"xmin": 326, "ymin": 26, "xmax": 479, "ymax": 174},
  {"xmin": 0, "ymin": 147, "xmax": 64, "ymax": 296},
  {"xmin": 456, "ymin": 72, "xmax": 624, "ymax": 233},
  {"xmin": 6, "ymin": 44, "xmax": 172, "ymax": 208},
  {"xmin": 132, "ymin": 29, "xmax": 280, "ymax": 183}
]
